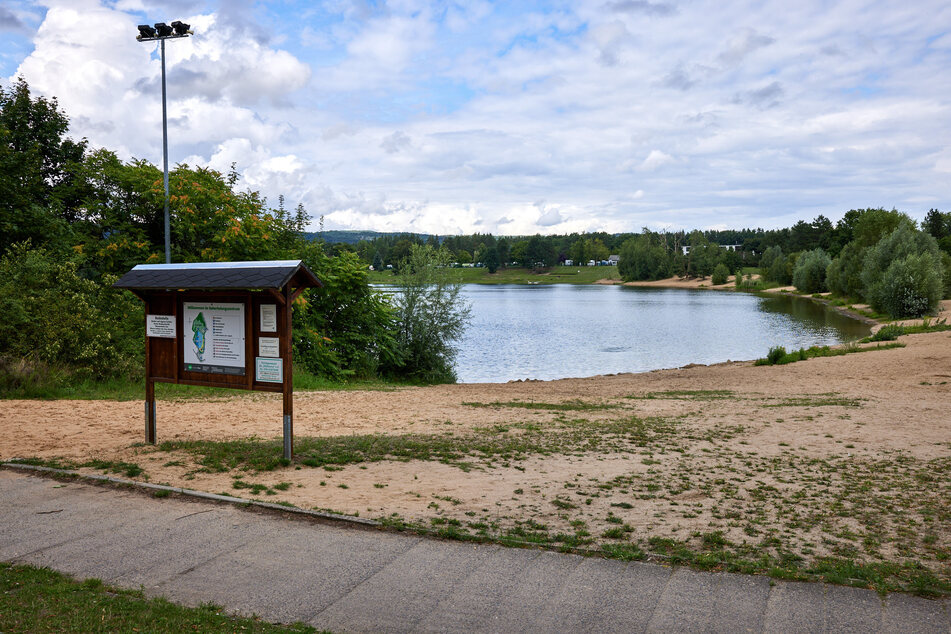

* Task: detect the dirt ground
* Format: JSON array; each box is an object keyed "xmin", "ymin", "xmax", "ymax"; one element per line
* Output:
[{"xmin": 2, "ymin": 299, "xmax": 949, "ymax": 585}]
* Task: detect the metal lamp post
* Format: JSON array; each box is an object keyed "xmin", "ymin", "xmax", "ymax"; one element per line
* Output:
[{"xmin": 136, "ymin": 21, "xmax": 193, "ymax": 263}]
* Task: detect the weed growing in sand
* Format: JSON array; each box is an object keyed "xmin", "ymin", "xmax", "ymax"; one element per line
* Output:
[
  {"xmin": 462, "ymin": 399, "xmax": 623, "ymax": 412},
  {"xmin": 754, "ymin": 342, "xmax": 904, "ymax": 366}
]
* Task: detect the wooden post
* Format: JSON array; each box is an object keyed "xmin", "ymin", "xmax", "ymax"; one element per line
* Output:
[
  {"xmin": 145, "ymin": 378, "xmax": 156, "ymax": 444},
  {"xmin": 144, "ymin": 296, "xmax": 156, "ymax": 444},
  {"xmin": 282, "ymin": 284, "xmax": 294, "ymax": 461}
]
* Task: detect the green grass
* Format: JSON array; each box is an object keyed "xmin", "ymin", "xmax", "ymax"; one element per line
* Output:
[
  {"xmin": 369, "ymin": 265, "xmax": 619, "ymax": 286},
  {"xmin": 156, "ymin": 414, "xmax": 680, "ymax": 473},
  {"xmin": 462, "ymin": 399, "xmax": 623, "ymax": 412},
  {"xmin": 0, "ymin": 563, "xmax": 315, "ymax": 633},
  {"xmin": 860, "ymin": 320, "xmax": 951, "ymax": 343},
  {"xmin": 0, "ymin": 367, "xmax": 403, "ymax": 401},
  {"xmin": 754, "ymin": 342, "xmax": 905, "ymax": 366}
]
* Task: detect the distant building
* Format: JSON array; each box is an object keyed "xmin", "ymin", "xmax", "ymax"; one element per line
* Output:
[
  {"xmin": 682, "ymin": 244, "xmax": 742, "ymax": 255},
  {"xmin": 607, "ymin": 255, "xmax": 619, "ymax": 265}
]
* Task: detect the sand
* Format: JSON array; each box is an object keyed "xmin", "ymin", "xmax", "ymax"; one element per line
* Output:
[{"xmin": 2, "ymin": 299, "xmax": 949, "ymax": 576}]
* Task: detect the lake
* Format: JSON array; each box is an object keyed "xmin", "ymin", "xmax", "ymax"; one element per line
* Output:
[{"xmin": 450, "ymin": 285, "xmax": 869, "ymax": 383}]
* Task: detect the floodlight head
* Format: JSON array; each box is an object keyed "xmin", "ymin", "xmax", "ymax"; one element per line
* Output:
[
  {"xmin": 137, "ymin": 24, "xmax": 157, "ymax": 39},
  {"xmin": 154, "ymin": 22, "xmax": 173, "ymax": 37},
  {"xmin": 171, "ymin": 20, "xmax": 191, "ymax": 36}
]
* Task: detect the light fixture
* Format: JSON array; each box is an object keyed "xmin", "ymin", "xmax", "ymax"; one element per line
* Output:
[
  {"xmin": 171, "ymin": 21, "xmax": 191, "ymax": 36},
  {"xmin": 135, "ymin": 20, "xmax": 194, "ymax": 263}
]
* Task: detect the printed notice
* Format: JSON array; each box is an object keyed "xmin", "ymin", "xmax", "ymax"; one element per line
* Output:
[
  {"xmin": 260, "ymin": 304, "xmax": 277, "ymax": 332},
  {"xmin": 255, "ymin": 357, "xmax": 283, "ymax": 383},
  {"xmin": 146, "ymin": 314, "xmax": 176, "ymax": 338},
  {"xmin": 258, "ymin": 337, "xmax": 280, "ymax": 358},
  {"xmin": 183, "ymin": 302, "xmax": 245, "ymax": 375}
]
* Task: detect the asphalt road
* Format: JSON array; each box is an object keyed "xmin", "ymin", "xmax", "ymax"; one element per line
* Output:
[{"xmin": 1, "ymin": 469, "xmax": 948, "ymax": 633}]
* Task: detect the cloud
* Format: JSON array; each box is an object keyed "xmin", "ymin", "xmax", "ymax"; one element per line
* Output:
[
  {"xmin": 381, "ymin": 130, "xmax": 411, "ymax": 154},
  {"xmin": 607, "ymin": 1, "xmax": 677, "ymax": 17},
  {"xmin": 717, "ymin": 28, "xmax": 775, "ymax": 65},
  {"xmin": 734, "ymin": 81, "xmax": 784, "ymax": 108},
  {"xmin": 0, "ymin": 7, "xmax": 26, "ymax": 31}
]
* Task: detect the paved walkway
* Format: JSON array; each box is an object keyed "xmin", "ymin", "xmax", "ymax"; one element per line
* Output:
[{"xmin": 1, "ymin": 469, "xmax": 948, "ymax": 633}]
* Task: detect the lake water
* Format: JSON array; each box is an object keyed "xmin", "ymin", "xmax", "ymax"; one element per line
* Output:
[{"xmin": 449, "ymin": 285, "xmax": 869, "ymax": 383}]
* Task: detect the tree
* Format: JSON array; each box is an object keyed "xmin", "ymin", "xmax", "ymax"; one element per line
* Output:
[
  {"xmin": 792, "ymin": 248, "xmax": 831, "ymax": 293},
  {"xmin": 711, "ymin": 262, "xmax": 730, "ymax": 285},
  {"xmin": 923, "ymin": 208, "xmax": 950, "ymax": 241},
  {"xmin": 618, "ymin": 234, "xmax": 669, "ymax": 281},
  {"xmin": 0, "ymin": 78, "xmax": 87, "ymax": 253},
  {"xmin": 483, "ymin": 245, "xmax": 500, "ymax": 274},
  {"xmin": 860, "ymin": 221, "xmax": 945, "ymax": 316},
  {"xmin": 372, "ymin": 251, "xmax": 384, "ymax": 271},
  {"xmin": 384, "ymin": 245, "xmax": 471, "ymax": 383}
]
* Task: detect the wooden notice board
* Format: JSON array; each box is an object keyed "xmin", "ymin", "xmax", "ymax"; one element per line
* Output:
[{"xmin": 114, "ymin": 261, "xmax": 321, "ymax": 459}]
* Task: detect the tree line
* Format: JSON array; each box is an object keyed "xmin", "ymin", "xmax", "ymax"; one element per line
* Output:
[{"xmin": 0, "ymin": 79, "xmax": 468, "ymax": 393}]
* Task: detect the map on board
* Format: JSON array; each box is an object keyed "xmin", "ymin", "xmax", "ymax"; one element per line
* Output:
[{"xmin": 182, "ymin": 302, "xmax": 245, "ymax": 375}]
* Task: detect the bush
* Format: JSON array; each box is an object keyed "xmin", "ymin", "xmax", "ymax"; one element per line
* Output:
[
  {"xmin": 0, "ymin": 242, "xmax": 143, "ymax": 385},
  {"xmin": 868, "ymin": 325, "xmax": 904, "ymax": 342},
  {"xmin": 766, "ymin": 346, "xmax": 787, "ymax": 365},
  {"xmin": 861, "ymin": 222, "xmax": 945, "ymax": 316},
  {"xmin": 877, "ymin": 252, "xmax": 944, "ymax": 318},
  {"xmin": 792, "ymin": 248, "xmax": 831, "ymax": 293},
  {"xmin": 383, "ymin": 245, "xmax": 471, "ymax": 383},
  {"xmin": 826, "ymin": 242, "xmax": 864, "ymax": 298},
  {"xmin": 711, "ymin": 263, "xmax": 730, "ymax": 285}
]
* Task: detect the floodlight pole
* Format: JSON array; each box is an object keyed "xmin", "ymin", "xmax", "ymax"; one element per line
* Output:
[
  {"xmin": 137, "ymin": 22, "xmax": 191, "ymax": 264},
  {"xmin": 160, "ymin": 38, "xmax": 170, "ymax": 264}
]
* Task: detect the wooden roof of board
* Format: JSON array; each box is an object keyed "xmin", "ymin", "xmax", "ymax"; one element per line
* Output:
[{"xmin": 113, "ymin": 260, "xmax": 321, "ymax": 291}]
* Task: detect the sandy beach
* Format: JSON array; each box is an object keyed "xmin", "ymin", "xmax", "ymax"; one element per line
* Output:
[{"xmin": 2, "ymin": 298, "xmax": 949, "ymax": 588}]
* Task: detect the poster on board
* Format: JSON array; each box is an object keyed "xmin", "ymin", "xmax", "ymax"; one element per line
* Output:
[{"xmin": 182, "ymin": 302, "xmax": 246, "ymax": 375}]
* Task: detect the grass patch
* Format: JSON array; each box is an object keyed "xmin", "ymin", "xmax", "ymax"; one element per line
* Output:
[
  {"xmin": 0, "ymin": 367, "xmax": 402, "ymax": 401},
  {"xmin": 754, "ymin": 342, "xmax": 904, "ymax": 366},
  {"xmin": 463, "ymin": 399, "xmax": 622, "ymax": 412},
  {"xmin": 0, "ymin": 563, "xmax": 314, "ymax": 632},
  {"xmin": 158, "ymin": 415, "xmax": 683, "ymax": 473},
  {"xmin": 627, "ymin": 390, "xmax": 736, "ymax": 401}
]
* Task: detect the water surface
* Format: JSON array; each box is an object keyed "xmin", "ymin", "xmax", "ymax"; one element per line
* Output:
[{"xmin": 451, "ymin": 285, "xmax": 868, "ymax": 383}]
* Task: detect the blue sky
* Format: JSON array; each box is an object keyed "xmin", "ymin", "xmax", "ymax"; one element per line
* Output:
[{"xmin": 2, "ymin": 0, "xmax": 950, "ymax": 235}]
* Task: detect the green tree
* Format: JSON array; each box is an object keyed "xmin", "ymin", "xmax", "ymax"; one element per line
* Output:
[
  {"xmin": 384, "ymin": 245, "xmax": 471, "ymax": 383},
  {"xmin": 618, "ymin": 234, "xmax": 669, "ymax": 281},
  {"xmin": 483, "ymin": 245, "xmax": 500, "ymax": 274},
  {"xmin": 711, "ymin": 262, "xmax": 730, "ymax": 285},
  {"xmin": 0, "ymin": 78, "xmax": 87, "ymax": 253},
  {"xmin": 860, "ymin": 221, "xmax": 945, "ymax": 316},
  {"xmin": 0, "ymin": 242, "xmax": 142, "ymax": 387},
  {"xmin": 792, "ymin": 248, "xmax": 831, "ymax": 293}
]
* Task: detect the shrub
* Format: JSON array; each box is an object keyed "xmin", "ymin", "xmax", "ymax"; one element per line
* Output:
[
  {"xmin": 868, "ymin": 325, "xmax": 904, "ymax": 342},
  {"xmin": 877, "ymin": 252, "xmax": 944, "ymax": 318},
  {"xmin": 792, "ymin": 248, "xmax": 831, "ymax": 293},
  {"xmin": 759, "ymin": 246, "xmax": 784, "ymax": 282},
  {"xmin": 0, "ymin": 242, "xmax": 143, "ymax": 384},
  {"xmin": 825, "ymin": 242, "xmax": 864, "ymax": 298},
  {"xmin": 383, "ymin": 245, "xmax": 471, "ymax": 383},
  {"xmin": 766, "ymin": 346, "xmax": 787, "ymax": 365},
  {"xmin": 711, "ymin": 263, "xmax": 730, "ymax": 285},
  {"xmin": 861, "ymin": 222, "xmax": 945, "ymax": 316}
]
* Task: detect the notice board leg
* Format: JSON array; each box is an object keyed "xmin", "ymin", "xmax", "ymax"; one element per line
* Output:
[{"xmin": 145, "ymin": 379, "xmax": 156, "ymax": 444}]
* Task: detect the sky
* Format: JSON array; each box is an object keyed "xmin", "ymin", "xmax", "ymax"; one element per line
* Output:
[{"xmin": 2, "ymin": 0, "xmax": 950, "ymax": 235}]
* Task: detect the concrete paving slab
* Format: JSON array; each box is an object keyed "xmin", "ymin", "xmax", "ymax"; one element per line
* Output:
[
  {"xmin": 763, "ymin": 581, "xmax": 827, "ymax": 633},
  {"xmin": 412, "ymin": 546, "xmax": 544, "ymax": 632},
  {"xmin": 646, "ymin": 566, "xmax": 720, "ymax": 632},
  {"xmin": 825, "ymin": 584, "xmax": 883, "ymax": 632},
  {"xmin": 312, "ymin": 537, "xmax": 496, "ymax": 633},
  {"xmin": 707, "ymin": 571, "xmax": 771, "ymax": 633},
  {"xmin": 881, "ymin": 592, "xmax": 948, "ymax": 634},
  {"xmin": 157, "ymin": 517, "xmax": 420, "ymax": 624},
  {"xmin": 532, "ymin": 557, "xmax": 672, "ymax": 633}
]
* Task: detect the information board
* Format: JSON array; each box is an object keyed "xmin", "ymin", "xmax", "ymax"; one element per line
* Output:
[
  {"xmin": 255, "ymin": 357, "xmax": 283, "ymax": 383},
  {"xmin": 182, "ymin": 302, "xmax": 246, "ymax": 375},
  {"xmin": 146, "ymin": 314, "xmax": 176, "ymax": 338}
]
